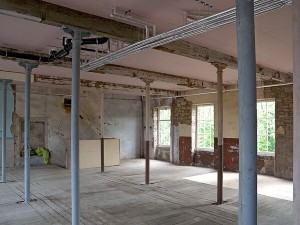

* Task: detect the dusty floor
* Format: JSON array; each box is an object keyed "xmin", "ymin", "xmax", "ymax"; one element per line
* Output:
[{"xmin": 0, "ymin": 159, "xmax": 293, "ymax": 225}]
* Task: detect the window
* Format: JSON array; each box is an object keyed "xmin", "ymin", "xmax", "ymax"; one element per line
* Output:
[
  {"xmin": 157, "ymin": 108, "xmax": 171, "ymax": 146},
  {"xmin": 257, "ymin": 100, "xmax": 275, "ymax": 153},
  {"xmin": 192, "ymin": 105, "xmax": 214, "ymax": 150}
]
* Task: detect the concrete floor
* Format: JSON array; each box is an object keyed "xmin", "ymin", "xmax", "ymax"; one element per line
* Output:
[{"xmin": 0, "ymin": 159, "xmax": 292, "ymax": 224}]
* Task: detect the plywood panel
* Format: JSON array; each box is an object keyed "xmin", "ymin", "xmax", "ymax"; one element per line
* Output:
[
  {"xmin": 79, "ymin": 139, "xmax": 120, "ymax": 169},
  {"xmin": 80, "ymin": 140, "xmax": 101, "ymax": 169},
  {"xmin": 104, "ymin": 138, "xmax": 120, "ymax": 167}
]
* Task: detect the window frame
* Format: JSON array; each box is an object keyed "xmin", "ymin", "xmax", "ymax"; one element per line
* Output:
[
  {"xmin": 193, "ymin": 104, "xmax": 215, "ymax": 151},
  {"xmin": 257, "ymin": 99, "xmax": 275, "ymax": 154},
  {"xmin": 157, "ymin": 107, "xmax": 171, "ymax": 147}
]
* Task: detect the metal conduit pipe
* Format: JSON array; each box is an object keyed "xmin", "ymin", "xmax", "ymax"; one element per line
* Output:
[
  {"xmin": 110, "ymin": 7, "xmax": 156, "ymax": 38},
  {"xmin": 49, "ymin": 37, "xmax": 108, "ymax": 62},
  {"xmin": 88, "ymin": 0, "xmax": 287, "ymax": 68},
  {"xmin": 81, "ymin": 0, "xmax": 291, "ymax": 72}
]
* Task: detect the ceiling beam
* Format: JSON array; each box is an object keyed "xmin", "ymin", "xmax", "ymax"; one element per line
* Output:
[
  {"xmin": 181, "ymin": 80, "xmax": 293, "ymax": 96},
  {"xmin": 34, "ymin": 75, "xmax": 176, "ymax": 96},
  {"xmin": 157, "ymin": 41, "xmax": 293, "ymax": 83},
  {"xmin": 0, "ymin": 47, "xmax": 217, "ymax": 90},
  {"xmin": 93, "ymin": 64, "xmax": 216, "ymax": 89},
  {"xmin": 0, "ymin": 0, "xmax": 140, "ymax": 43},
  {"xmin": 0, "ymin": 0, "xmax": 293, "ymax": 83}
]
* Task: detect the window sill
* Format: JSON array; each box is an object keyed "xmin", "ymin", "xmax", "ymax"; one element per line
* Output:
[
  {"xmin": 257, "ymin": 151, "xmax": 275, "ymax": 157},
  {"xmin": 195, "ymin": 148, "xmax": 214, "ymax": 153},
  {"xmin": 157, "ymin": 145, "xmax": 170, "ymax": 148}
]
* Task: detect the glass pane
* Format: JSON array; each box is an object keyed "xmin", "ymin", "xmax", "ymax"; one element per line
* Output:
[
  {"xmin": 257, "ymin": 102, "xmax": 267, "ymax": 118},
  {"xmin": 267, "ymin": 101, "xmax": 275, "ymax": 118},
  {"xmin": 159, "ymin": 108, "xmax": 170, "ymax": 120},
  {"xmin": 268, "ymin": 135, "xmax": 275, "ymax": 152},
  {"xmin": 204, "ymin": 122, "xmax": 210, "ymax": 134},
  {"xmin": 198, "ymin": 135, "xmax": 204, "ymax": 148},
  {"xmin": 196, "ymin": 105, "xmax": 214, "ymax": 149},
  {"xmin": 257, "ymin": 119, "xmax": 267, "ymax": 136},
  {"xmin": 268, "ymin": 119, "xmax": 275, "ymax": 135},
  {"xmin": 258, "ymin": 135, "xmax": 267, "ymax": 152},
  {"xmin": 159, "ymin": 121, "xmax": 170, "ymax": 145}
]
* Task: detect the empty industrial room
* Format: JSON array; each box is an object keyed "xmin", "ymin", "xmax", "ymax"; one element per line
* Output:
[{"xmin": 0, "ymin": 0, "xmax": 298, "ymax": 224}]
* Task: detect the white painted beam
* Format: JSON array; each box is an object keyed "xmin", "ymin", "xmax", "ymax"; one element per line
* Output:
[
  {"xmin": 34, "ymin": 75, "xmax": 177, "ymax": 96},
  {"xmin": 0, "ymin": 47, "xmax": 216, "ymax": 90}
]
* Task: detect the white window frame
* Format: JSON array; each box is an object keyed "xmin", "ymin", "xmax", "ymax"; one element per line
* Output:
[
  {"xmin": 157, "ymin": 107, "xmax": 171, "ymax": 147},
  {"xmin": 257, "ymin": 99, "xmax": 275, "ymax": 154},
  {"xmin": 193, "ymin": 104, "xmax": 214, "ymax": 151}
]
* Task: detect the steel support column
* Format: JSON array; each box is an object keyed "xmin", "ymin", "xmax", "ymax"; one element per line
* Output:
[
  {"xmin": 236, "ymin": 0, "xmax": 257, "ymax": 224},
  {"xmin": 19, "ymin": 62, "xmax": 38, "ymax": 202},
  {"xmin": 100, "ymin": 87, "xmax": 105, "ymax": 172},
  {"xmin": 63, "ymin": 26, "xmax": 89, "ymax": 225},
  {"xmin": 212, "ymin": 63, "xmax": 227, "ymax": 205},
  {"xmin": 1, "ymin": 80, "xmax": 10, "ymax": 183},
  {"xmin": 293, "ymin": 0, "xmax": 300, "ymax": 224},
  {"xmin": 144, "ymin": 81, "xmax": 152, "ymax": 185}
]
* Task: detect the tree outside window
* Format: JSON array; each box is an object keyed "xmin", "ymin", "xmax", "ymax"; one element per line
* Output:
[
  {"xmin": 192, "ymin": 105, "xmax": 214, "ymax": 149},
  {"xmin": 158, "ymin": 108, "xmax": 171, "ymax": 146},
  {"xmin": 257, "ymin": 100, "xmax": 275, "ymax": 152}
]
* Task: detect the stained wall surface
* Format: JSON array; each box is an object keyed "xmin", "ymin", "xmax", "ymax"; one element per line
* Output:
[{"xmin": 12, "ymin": 85, "xmax": 143, "ymax": 167}]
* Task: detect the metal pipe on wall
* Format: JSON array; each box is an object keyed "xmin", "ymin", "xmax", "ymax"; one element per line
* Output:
[
  {"xmin": 293, "ymin": 0, "xmax": 300, "ymax": 224},
  {"xmin": 19, "ymin": 62, "xmax": 38, "ymax": 202},
  {"xmin": 236, "ymin": 0, "xmax": 257, "ymax": 224}
]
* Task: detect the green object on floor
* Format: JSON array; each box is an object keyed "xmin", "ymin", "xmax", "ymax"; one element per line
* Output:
[{"xmin": 35, "ymin": 147, "xmax": 50, "ymax": 164}]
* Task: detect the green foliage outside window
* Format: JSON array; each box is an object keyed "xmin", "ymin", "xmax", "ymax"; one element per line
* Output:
[
  {"xmin": 158, "ymin": 108, "xmax": 171, "ymax": 146},
  {"xmin": 257, "ymin": 101, "xmax": 275, "ymax": 152},
  {"xmin": 197, "ymin": 105, "xmax": 214, "ymax": 148}
]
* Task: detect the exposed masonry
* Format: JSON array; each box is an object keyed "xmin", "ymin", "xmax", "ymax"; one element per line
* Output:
[
  {"xmin": 173, "ymin": 98, "xmax": 193, "ymax": 126},
  {"xmin": 264, "ymin": 85, "xmax": 293, "ymax": 179}
]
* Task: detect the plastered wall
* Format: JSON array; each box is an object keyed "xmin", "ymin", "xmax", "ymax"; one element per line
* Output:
[{"xmin": 12, "ymin": 85, "xmax": 143, "ymax": 167}]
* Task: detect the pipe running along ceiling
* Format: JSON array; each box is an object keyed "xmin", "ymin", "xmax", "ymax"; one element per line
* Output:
[{"xmin": 80, "ymin": 0, "xmax": 291, "ymax": 72}]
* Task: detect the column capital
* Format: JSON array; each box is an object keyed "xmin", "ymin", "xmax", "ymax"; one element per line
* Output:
[
  {"xmin": 18, "ymin": 62, "xmax": 38, "ymax": 71},
  {"xmin": 62, "ymin": 26, "xmax": 90, "ymax": 38},
  {"xmin": 211, "ymin": 62, "xmax": 227, "ymax": 72},
  {"xmin": 141, "ymin": 78, "xmax": 154, "ymax": 85}
]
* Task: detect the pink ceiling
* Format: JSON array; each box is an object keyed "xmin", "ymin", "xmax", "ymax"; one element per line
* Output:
[{"xmin": 0, "ymin": 0, "xmax": 293, "ymax": 93}]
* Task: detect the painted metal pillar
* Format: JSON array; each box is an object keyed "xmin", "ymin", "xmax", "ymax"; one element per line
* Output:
[
  {"xmin": 145, "ymin": 81, "xmax": 151, "ymax": 185},
  {"xmin": 1, "ymin": 80, "xmax": 10, "ymax": 183},
  {"xmin": 100, "ymin": 87, "xmax": 105, "ymax": 172},
  {"xmin": 236, "ymin": 0, "xmax": 257, "ymax": 224},
  {"xmin": 63, "ymin": 26, "xmax": 89, "ymax": 225},
  {"xmin": 19, "ymin": 62, "xmax": 38, "ymax": 202},
  {"xmin": 293, "ymin": 0, "xmax": 300, "ymax": 224},
  {"xmin": 212, "ymin": 63, "xmax": 227, "ymax": 204}
]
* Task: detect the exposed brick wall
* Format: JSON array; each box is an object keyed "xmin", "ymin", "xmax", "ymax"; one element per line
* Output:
[
  {"xmin": 193, "ymin": 150, "xmax": 214, "ymax": 168},
  {"xmin": 173, "ymin": 98, "xmax": 193, "ymax": 165},
  {"xmin": 179, "ymin": 137, "xmax": 193, "ymax": 165},
  {"xmin": 193, "ymin": 138, "xmax": 275, "ymax": 176},
  {"xmin": 264, "ymin": 85, "xmax": 293, "ymax": 179}
]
